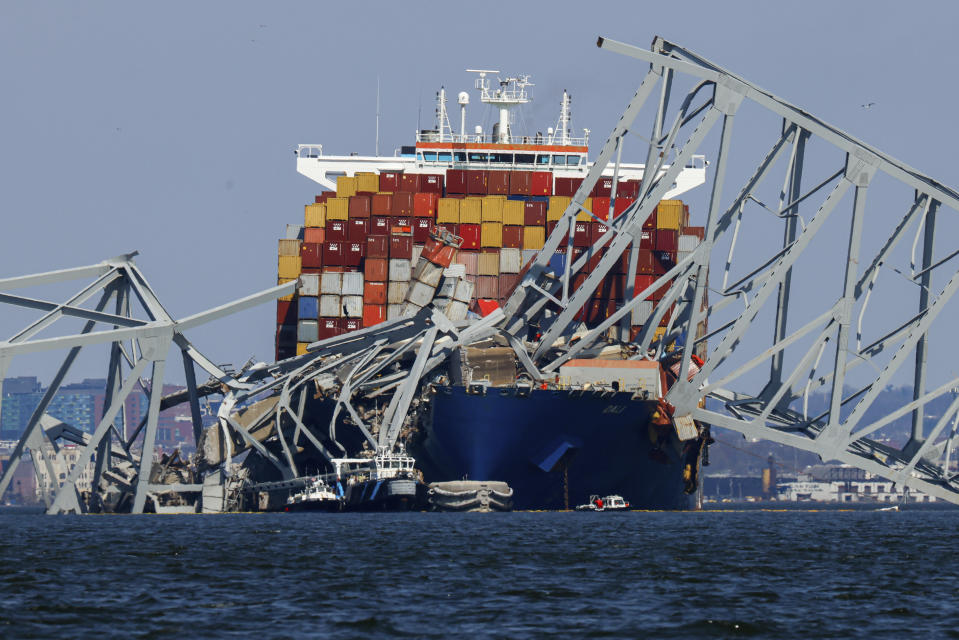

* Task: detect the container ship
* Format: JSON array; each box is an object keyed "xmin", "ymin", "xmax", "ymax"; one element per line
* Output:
[{"xmin": 274, "ymin": 72, "xmax": 711, "ymax": 510}]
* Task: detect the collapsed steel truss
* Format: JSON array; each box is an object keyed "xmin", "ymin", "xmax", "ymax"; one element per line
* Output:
[{"xmin": 5, "ymin": 35, "xmax": 959, "ymax": 510}]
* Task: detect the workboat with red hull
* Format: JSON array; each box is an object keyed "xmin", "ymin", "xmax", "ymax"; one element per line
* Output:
[{"xmin": 279, "ymin": 70, "xmax": 711, "ymax": 511}]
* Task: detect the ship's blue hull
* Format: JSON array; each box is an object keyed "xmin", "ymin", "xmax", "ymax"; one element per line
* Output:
[{"xmin": 410, "ymin": 386, "xmax": 700, "ymax": 510}]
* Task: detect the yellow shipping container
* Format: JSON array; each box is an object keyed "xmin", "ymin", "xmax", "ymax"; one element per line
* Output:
[
  {"xmin": 304, "ymin": 203, "xmax": 326, "ymax": 228},
  {"xmin": 481, "ymin": 196, "xmax": 504, "ymax": 222},
  {"xmin": 326, "ymin": 197, "xmax": 349, "ymax": 221},
  {"xmin": 657, "ymin": 199, "xmax": 683, "ymax": 230},
  {"xmin": 437, "ymin": 198, "xmax": 461, "ymax": 223},
  {"xmin": 336, "ymin": 176, "xmax": 357, "ymax": 198},
  {"xmin": 576, "ymin": 197, "xmax": 594, "ymax": 222},
  {"xmin": 523, "ymin": 226, "xmax": 546, "ymax": 250},
  {"xmin": 356, "ymin": 172, "xmax": 379, "ymax": 193},
  {"xmin": 481, "ymin": 222, "xmax": 503, "ymax": 248},
  {"xmin": 477, "ymin": 252, "xmax": 500, "ymax": 276},
  {"xmin": 548, "ymin": 196, "xmax": 571, "ymax": 221},
  {"xmin": 278, "ymin": 238, "xmax": 300, "ymax": 257},
  {"xmin": 503, "ymin": 200, "xmax": 525, "ymax": 226},
  {"xmin": 461, "ymin": 197, "xmax": 483, "ymax": 224},
  {"xmin": 296, "ymin": 342, "xmax": 309, "ymax": 356},
  {"xmin": 278, "ymin": 255, "xmax": 302, "ymax": 279},
  {"xmin": 653, "ymin": 326, "xmax": 675, "ymax": 352},
  {"xmin": 277, "ymin": 278, "xmax": 297, "ymax": 301}
]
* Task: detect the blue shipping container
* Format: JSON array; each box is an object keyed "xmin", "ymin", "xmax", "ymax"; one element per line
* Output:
[{"xmin": 298, "ymin": 295, "xmax": 319, "ymax": 319}]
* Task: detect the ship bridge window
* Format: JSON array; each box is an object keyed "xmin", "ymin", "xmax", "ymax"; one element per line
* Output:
[
  {"xmin": 552, "ymin": 154, "xmax": 565, "ymax": 165},
  {"xmin": 515, "ymin": 153, "xmax": 534, "ymax": 165},
  {"xmin": 454, "ymin": 151, "xmax": 467, "ymax": 162},
  {"xmin": 437, "ymin": 152, "xmax": 452, "ymax": 162},
  {"xmin": 537, "ymin": 154, "xmax": 550, "ymax": 165},
  {"xmin": 567, "ymin": 155, "xmax": 583, "ymax": 166},
  {"xmin": 468, "ymin": 152, "xmax": 489, "ymax": 163},
  {"xmin": 423, "ymin": 152, "xmax": 437, "ymax": 162},
  {"xmin": 490, "ymin": 152, "xmax": 513, "ymax": 164}
]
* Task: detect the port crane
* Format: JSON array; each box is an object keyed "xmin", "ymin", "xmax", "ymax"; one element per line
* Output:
[{"xmin": 4, "ymin": 36, "xmax": 959, "ymax": 512}]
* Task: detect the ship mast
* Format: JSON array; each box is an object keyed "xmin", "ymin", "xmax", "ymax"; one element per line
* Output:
[
  {"xmin": 435, "ymin": 87, "xmax": 454, "ymax": 143},
  {"xmin": 467, "ymin": 69, "xmax": 532, "ymax": 144},
  {"xmin": 553, "ymin": 90, "xmax": 572, "ymax": 146}
]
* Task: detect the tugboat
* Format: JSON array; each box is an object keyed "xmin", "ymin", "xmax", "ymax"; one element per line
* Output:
[
  {"xmin": 575, "ymin": 494, "xmax": 630, "ymax": 511},
  {"xmin": 333, "ymin": 449, "xmax": 427, "ymax": 511},
  {"xmin": 285, "ymin": 476, "xmax": 342, "ymax": 512}
]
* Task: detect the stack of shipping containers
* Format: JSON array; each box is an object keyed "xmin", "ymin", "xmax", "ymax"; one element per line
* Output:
[{"xmin": 275, "ymin": 169, "xmax": 703, "ymax": 360}]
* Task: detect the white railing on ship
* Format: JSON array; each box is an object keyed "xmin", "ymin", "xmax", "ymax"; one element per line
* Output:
[
  {"xmin": 415, "ymin": 131, "xmax": 589, "ymax": 146},
  {"xmin": 297, "ymin": 144, "xmax": 323, "ymax": 157}
]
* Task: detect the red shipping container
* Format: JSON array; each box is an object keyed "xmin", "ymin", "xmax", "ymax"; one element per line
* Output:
[
  {"xmin": 363, "ymin": 304, "xmax": 386, "ymax": 327},
  {"xmin": 348, "ymin": 195, "xmax": 371, "ymax": 218},
  {"xmin": 338, "ymin": 318, "xmax": 362, "ymax": 333},
  {"xmin": 371, "ymin": 193, "xmax": 392, "ymax": 215},
  {"xmin": 530, "ymin": 171, "xmax": 552, "ymax": 196},
  {"xmin": 323, "ymin": 241, "xmax": 344, "ymax": 266},
  {"xmin": 348, "ymin": 218, "xmax": 370, "ymax": 242},
  {"xmin": 546, "ymin": 220, "xmax": 570, "ymax": 247},
  {"xmin": 573, "ymin": 221, "xmax": 592, "ymax": 248},
  {"xmin": 413, "ymin": 192, "xmax": 438, "ymax": 217},
  {"xmin": 613, "ymin": 197, "xmax": 635, "ymax": 218},
  {"xmin": 502, "ymin": 225, "xmax": 523, "ymax": 249},
  {"xmin": 509, "ymin": 171, "xmax": 532, "ymax": 196},
  {"xmin": 634, "ymin": 249, "xmax": 657, "ymax": 275},
  {"xmin": 364, "ymin": 281, "xmax": 387, "ymax": 305},
  {"xmin": 413, "ymin": 217, "xmax": 432, "ymax": 243},
  {"xmin": 304, "ymin": 227, "xmax": 325, "ymax": 244},
  {"xmin": 391, "ymin": 192, "xmax": 414, "ymax": 216},
  {"xmin": 611, "ymin": 248, "xmax": 629, "ymax": 275},
  {"xmin": 400, "ymin": 173, "xmax": 421, "ymax": 192},
  {"xmin": 475, "ymin": 275, "xmax": 499, "ymax": 299},
  {"xmin": 499, "ymin": 273, "xmax": 522, "ymax": 300},
  {"xmin": 446, "ymin": 169, "xmax": 468, "ymax": 195},
  {"xmin": 317, "ymin": 317, "xmax": 343, "ymax": 340},
  {"xmin": 554, "ymin": 177, "xmax": 583, "ymax": 197},
  {"xmin": 366, "ymin": 235, "xmax": 389, "ymax": 259},
  {"xmin": 487, "ymin": 170, "xmax": 510, "ymax": 195},
  {"xmin": 685, "ymin": 226, "xmax": 705, "ymax": 240},
  {"xmin": 591, "ymin": 176, "xmax": 614, "ymax": 197},
  {"xmin": 389, "ymin": 234, "xmax": 413, "ymax": 259},
  {"xmin": 344, "ymin": 241, "xmax": 364, "ymax": 267},
  {"xmin": 390, "ymin": 216, "xmax": 412, "ymax": 230},
  {"xmin": 644, "ymin": 207, "xmax": 658, "ymax": 230},
  {"xmin": 379, "ymin": 171, "xmax": 402, "ymax": 193},
  {"xmin": 592, "ymin": 197, "xmax": 611, "ymax": 221},
  {"xmin": 364, "ymin": 257, "xmax": 388, "ymax": 282},
  {"xmin": 300, "ymin": 242, "xmax": 323, "ymax": 269},
  {"xmin": 423, "ymin": 237, "xmax": 456, "ymax": 268},
  {"xmin": 655, "ymin": 251, "xmax": 676, "ymax": 274},
  {"xmin": 523, "ymin": 201, "xmax": 546, "ymax": 226},
  {"xmin": 586, "ymin": 248, "xmax": 604, "ymax": 273},
  {"xmin": 459, "ymin": 223, "xmax": 481, "ymax": 250},
  {"xmin": 370, "ymin": 216, "xmax": 390, "ymax": 236},
  {"xmin": 618, "ymin": 180, "xmax": 641, "ymax": 199},
  {"xmin": 467, "ymin": 170, "xmax": 488, "ymax": 195},
  {"xmin": 420, "ymin": 173, "xmax": 444, "ymax": 194},
  {"xmin": 590, "ymin": 222, "xmax": 610, "ymax": 245},
  {"xmin": 277, "ymin": 300, "xmax": 296, "ymax": 325},
  {"xmin": 634, "ymin": 274, "xmax": 658, "ymax": 296},
  {"xmin": 326, "ymin": 220, "xmax": 347, "ymax": 242},
  {"xmin": 436, "ymin": 222, "xmax": 459, "ymax": 238},
  {"xmin": 655, "ymin": 229, "xmax": 678, "ymax": 252},
  {"xmin": 639, "ymin": 230, "xmax": 654, "ymax": 250}
]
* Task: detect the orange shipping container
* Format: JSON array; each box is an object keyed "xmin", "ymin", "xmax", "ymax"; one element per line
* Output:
[
  {"xmin": 364, "ymin": 281, "xmax": 387, "ymax": 305},
  {"xmin": 304, "ymin": 227, "xmax": 325, "ymax": 244},
  {"xmin": 413, "ymin": 192, "xmax": 438, "ymax": 217},
  {"xmin": 363, "ymin": 304, "xmax": 386, "ymax": 327}
]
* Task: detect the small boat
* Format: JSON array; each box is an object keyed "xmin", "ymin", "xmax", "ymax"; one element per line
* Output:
[
  {"xmin": 285, "ymin": 476, "xmax": 342, "ymax": 512},
  {"xmin": 575, "ymin": 494, "xmax": 630, "ymax": 511},
  {"xmin": 877, "ymin": 504, "xmax": 900, "ymax": 512}
]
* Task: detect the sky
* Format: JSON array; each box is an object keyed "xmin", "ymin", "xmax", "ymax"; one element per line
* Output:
[{"xmin": 1, "ymin": 1, "xmax": 957, "ymax": 387}]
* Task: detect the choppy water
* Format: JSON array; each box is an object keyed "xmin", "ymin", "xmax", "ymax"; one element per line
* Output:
[{"xmin": 1, "ymin": 507, "xmax": 958, "ymax": 638}]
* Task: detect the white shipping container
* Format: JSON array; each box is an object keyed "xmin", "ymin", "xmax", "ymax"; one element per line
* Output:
[
  {"xmin": 320, "ymin": 272, "xmax": 342, "ymax": 295},
  {"xmin": 446, "ymin": 300, "xmax": 469, "ymax": 322},
  {"xmin": 678, "ymin": 250, "xmax": 692, "ymax": 263},
  {"xmin": 387, "ymin": 304, "xmax": 405, "ymax": 321},
  {"xmin": 388, "ymin": 281, "xmax": 409, "ymax": 305},
  {"xmin": 319, "ymin": 294, "xmax": 342, "ymax": 318},
  {"xmin": 406, "ymin": 280, "xmax": 436, "ymax": 307},
  {"xmin": 432, "ymin": 296, "xmax": 452, "ymax": 312},
  {"xmin": 297, "ymin": 320, "xmax": 319, "ymax": 343},
  {"xmin": 499, "ymin": 248, "xmax": 522, "ymax": 274},
  {"xmin": 342, "ymin": 295, "xmax": 363, "ymax": 318},
  {"xmin": 443, "ymin": 264, "xmax": 466, "ymax": 278},
  {"xmin": 412, "ymin": 245, "xmax": 424, "ymax": 265},
  {"xmin": 341, "ymin": 272, "xmax": 364, "ymax": 296},
  {"xmin": 678, "ymin": 234, "xmax": 700, "ymax": 252},
  {"xmin": 286, "ymin": 224, "xmax": 304, "ymax": 240},
  {"xmin": 298, "ymin": 273, "xmax": 320, "ymax": 297},
  {"xmin": 453, "ymin": 279, "xmax": 474, "ymax": 303},
  {"xmin": 413, "ymin": 260, "xmax": 444, "ymax": 287},
  {"xmin": 437, "ymin": 276, "xmax": 458, "ymax": 299},
  {"xmin": 401, "ymin": 301, "xmax": 422, "ymax": 318},
  {"xmin": 632, "ymin": 300, "xmax": 654, "ymax": 325},
  {"xmin": 389, "ymin": 259, "xmax": 412, "ymax": 282}
]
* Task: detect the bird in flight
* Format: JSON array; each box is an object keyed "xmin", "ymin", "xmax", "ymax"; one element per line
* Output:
[{"xmin": 861, "ymin": 102, "xmax": 876, "ymax": 109}]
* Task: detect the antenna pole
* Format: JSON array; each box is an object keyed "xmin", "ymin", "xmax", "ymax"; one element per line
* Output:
[{"xmin": 375, "ymin": 76, "xmax": 380, "ymax": 156}]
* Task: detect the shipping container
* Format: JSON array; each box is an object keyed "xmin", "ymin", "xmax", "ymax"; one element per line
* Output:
[
  {"xmin": 370, "ymin": 215, "xmax": 390, "ymax": 236},
  {"xmin": 341, "ymin": 272, "xmax": 364, "ymax": 296},
  {"xmin": 446, "ymin": 300, "xmax": 469, "ymax": 322},
  {"xmin": 389, "ymin": 259, "xmax": 412, "ymax": 282},
  {"xmin": 477, "ymin": 251, "xmax": 500, "ymax": 276},
  {"xmin": 365, "ymin": 235, "xmax": 389, "ymax": 259},
  {"xmin": 286, "ymin": 224, "xmax": 304, "ymax": 240},
  {"xmin": 437, "ymin": 198, "xmax": 460, "ymax": 223},
  {"xmin": 319, "ymin": 294, "xmax": 342, "ymax": 318},
  {"xmin": 294, "ymin": 342, "xmax": 308, "ymax": 356},
  {"xmin": 364, "ymin": 281, "xmax": 387, "ymax": 305},
  {"xmin": 379, "ymin": 170, "xmax": 402, "ymax": 193},
  {"xmin": 401, "ymin": 301, "xmax": 422, "ymax": 318},
  {"xmin": 509, "ymin": 171, "xmax": 532, "ymax": 196},
  {"xmin": 277, "ymin": 278, "xmax": 296, "ymax": 302},
  {"xmin": 336, "ymin": 176, "xmax": 357, "ymax": 198},
  {"xmin": 353, "ymin": 172, "xmax": 377, "ymax": 193},
  {"xmin": 297, "ymin": 319, "xmax": 319, "ymax": 343},
  {"xmin": 371, "ymin": 193, "xmax": 392, "ymax": 216},
  {"xmin": 297, "ymin": 295, "xmax": 319, "ymax": 319},
  {"xmin": 391, "ymin": 192, "xmax": 414, "ymax": 216},
  {"xmin": 326, "ymin": 197, "xmax": 349, "ymax": 222},
  {"xmin": 323, "ymin": 241, "xmax": 344, "ymax": 266},
  {"xmin": 363, "ymin": 304, "xmax": 386, "ymax": 327},
  {"xmin": 554, "ymin": 177, "xmax": 583, "ymax": 197},
  {"xmin": 548, "ymin": 195, "xmax": 571, "ymax": 221},
  {"xmin": 317, "ymin": 317, "xmax": 341, "ymax": 340},
  {"xmin": 348, "ymin": 195, "xmax": 371, "ymax": 219},
  {"xmin": 487, "ymin": 170, "xmax": 510, "ymax": 195},
  {"xmin": 481, "ymin": 222, "xmax": 503, "ymax": 248},
  {"xmin": 657, "ymin": 199, "xmax": 683, "ymax": 230},
  {"xmin": 387, "ymin": 281, "xmax": 409, "ymax": 304},
  {"xmin": 413, "ymin": 217, "xmax": 432, "ymax": 244},
  {"xmin": 437, "ymin": 276, "xmax": 458, "ymax": 299},
  {"xmin": 453, "ymin": 278, "xmax": 474, "ymax": 303},
  {"xmin": 364, "ymin": 257, "xmax": 388, "ymax": 282},
  {"xmin": 386, "ymin": 304, "xmax": 405, "ymax": 321},
  {"xmin": 655, "ymin": 229, "xmax": 678, "ymax": 252},
  {"xmin": 481, "ymin": 196, "xmax": 505, "ymax": 222},
  {"xmin": 635, "ymin": 249, "xmax": 658, "ymax": 275},
  {"xmin": 684, "ymin": 226, "xmax": 705, "ymax": 241},
  {"xmin": 400, "ymin": 173, "xmax": 421, "ymax": 193},
  {"xmin": 500, "ymin": 248, "xmax": 522, "ymax": 274},
  {"xmin": 300, "ymin": 242, "xmax": 323, "ymax": 269},
  {"xmin": 406, "ymin": 280, "xmax": 435, "ymax": 307},
  {"xmin": 420, "ymin": 173, "xmax": 444, "ymax": 194},
  {"xmin": 467, "ymin": 170, "xmax": 488, "ymax": 195},
  {"xmin": 456, "ymin": 250, "xmax": 479, "ymax": 275},
  {"xmin": 530, "ymin": 171, "xmax": 552, "ymax": 196},
  {"xmin": 304, "ymin": 203, "xmax": 326, "ymax": 228},
  {"xmin": 277, "ymin": 300, "xmax": 296, "ymax": 325},
  {"xmin": 499, "ymin": 273, "xmax": 522, "ymax": 300},
  {"xmin": 590, "ymin": 222, "xmax": 610, "ymax": 245},
  {"xmin": 278, "ymin": 255, "xmax": 302, "ymax": 279},
  {"xmin": 523, "ymin": 201, "xmax": 546, "ymax": 226},
  {"xmin": 341, "ymin": 317, "xmax": 363, "ymax": 333},
  {"xmin": 411, "ymin": 244, "xmax": 424, "ymax": 265},
  {"xmin": 577, "ymin": 197, "xmax": 595, "ymax": 222},
  {"xmin": 298, "ymin": 273, "xmax": 320, "ymax": 297},
  {"xmin": 460, "ymin": 198, "xmax": 483, "ymax": 225},
  {"xmin": 278, "ymin": 238, "xmax": 300, "ymax": 257},
  {"xmin": 413, "ymin": 259, "xmax": 444, "ymax": 287},
  {"xmin": 342, "ymin": 295, "xmax": 363, "ymax": 318},
  {"xmin": 389, "ymin": 234, "xmax": 413, "ymax": 260},
  {"xmin": 475, "ymin": 275, "xmax": 499, "ymax": 299},
  {"xmin": 502, "ymin": 225, "xmax": 523, "ymax": 249},
  {"xmin": 304, "ymin": 227, "xmax": 325, "ymax": 244},
  {"xmin": 344, "ymin": 241, "xmax": 364, "ymax": 267},
  {"xmin": 503, "ymin": 200, "xmax": 524, "ymax": 226},
  {"xmin": 348, "ymin": 218, "xmax": 370, "ymax": 242},
  {"xmin": 446, "ymin": 169, "xmax": 468, "ymax": 195},
  {"xmin": 591, "ymin": 176, "xmax": 613, "ymax": 198},
  {"xmin": 573, "ymin": 222, "xmax": 592, "ymax": 248},
  {"xmin": 592, "ymin": 197, "xmax": 611, "ymax": 221},
  {"xmin": 612, "ymin": 197, "xmax": 635, "ymax": 218},
  {"xmin": 413, "ymin": 192, "xmax": 438, "ymax": 218},
  {"xmin": 326, "ymin": 220, "xmax": 348, "ymax": 242},
  {"xmin": 631, "ymin": 300, "xmax": 655, "ymax": 326},
  {"xmin": 639, "ymin": 230, "xmax": 654, "ymax": 250},
  {"xmin": 523, "ymin": 226, "xmax": 546, "ymax": 250},
  {"xmin": 459, "ymin": 224, "xmax": 481, "ymax": 250},
  {"xmin": 618, "ymin": 179, "xmax": 641, "ymax": 199}
]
